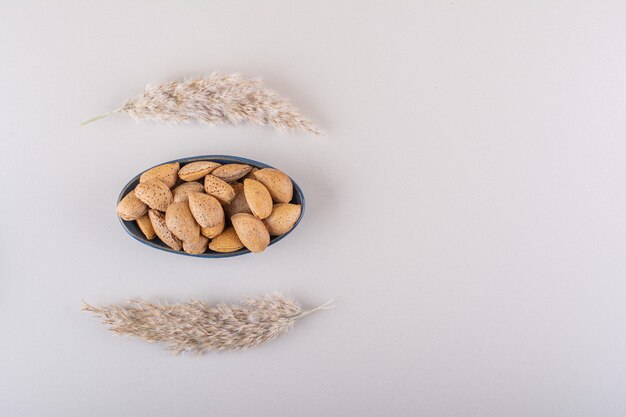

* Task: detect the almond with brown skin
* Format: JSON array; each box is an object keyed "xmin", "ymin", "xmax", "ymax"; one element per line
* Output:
[
  {"xmin": 136, "ymin": 213, "xmax": 156, "ymax": 240},
  {"xmin": 140, "ymin": 162, "xmax": 180, "ymax": 189},
  {"xmin": 148, "ymin": 209, "xmax": 182, "ymax": 251},
  {"xmin": 231, "ymin": 213, "xmax": 270, "ymax": 253},
  {"xmin": 183, "ymin": 234, "xmax": 209, "ymax": 254},
  {"xmin": 204, "ymin": 175, "xmax": 235, "ymax": 204},
  {"xmin": 211, "ymin": 164, "xmax": 252, "ymax": 182},
  {"xmin": 224, "ymin": 182, "xmax": 252, "ymax": 218},
  {"xmin": 116, "ymin": 190, "xmax": 148, "ymax": 221},
  {"xmin": 252, "ymin": 168, "xmax": 293, "ymax": 203},
  {"xmin": 172, "ymin": 182, "xmax": 204, "ymax": 203},
  {"xmin": 165, "ymin": 201, "xmax": 200, "ymax": 242},
  {"xmin": 243, "ymin": 179, "xmax": 273, "ymax": 219},
  {"xmin": 263, "ymin": 203, "xmax": 302, "ymax": 236},
  {"xmin": 178, "ymin": 161, "xmax": 221, "ymax": 182},
  {"xmin": 208, "ymin": 227, "xmax": 244, "ymax": 253},
  {"xmin": 134, "ymin": 179, "xmax": 173, "ymax": 212}
]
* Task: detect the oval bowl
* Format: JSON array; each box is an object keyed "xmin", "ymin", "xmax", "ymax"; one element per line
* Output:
[{"xmin": 118, "ymin": 155, "xmax": 305, "ymax": 258}]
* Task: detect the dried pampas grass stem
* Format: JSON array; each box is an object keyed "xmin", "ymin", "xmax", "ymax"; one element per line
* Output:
[
  {"xmin": 81, "ymin": 73, "xmax": 320, "ymax": 134},
  {"xmin": 83, "ymin": 294, "xmax": 333, "ymax": 354}
]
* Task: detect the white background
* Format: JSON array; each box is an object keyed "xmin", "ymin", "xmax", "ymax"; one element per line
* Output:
[{"xmin": 1, "ymin": 1, "xmax": 625, "ymax": 416}]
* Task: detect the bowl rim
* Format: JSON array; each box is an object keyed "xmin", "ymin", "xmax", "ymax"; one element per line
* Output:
[{"xmin": 118, "ymin": 155, "xmax": 306, "ymax": 258}]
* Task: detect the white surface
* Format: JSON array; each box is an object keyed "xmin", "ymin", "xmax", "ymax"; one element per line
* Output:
[{"xmin": 1, "ymin": 1, "xmax": 625, "ymax": 416}]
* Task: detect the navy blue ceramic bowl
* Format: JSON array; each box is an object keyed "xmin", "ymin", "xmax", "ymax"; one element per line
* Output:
[{"xmin": 118, "ymin": 155, "xmax": 305, "ymax": 258}]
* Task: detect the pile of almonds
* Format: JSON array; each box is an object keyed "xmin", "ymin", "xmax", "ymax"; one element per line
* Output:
[{"xmin": 116, "ymin": 161, "xmax": 302, "ymax": 254}]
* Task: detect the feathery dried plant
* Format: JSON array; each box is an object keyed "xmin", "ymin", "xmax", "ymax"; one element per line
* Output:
[
  {"xmin": 82, "ymin": 294, "xmax": 333, "ymax": 354},
  {"xmin": 81, "ymin": 73, "xmax": 320, "ymax": 134}
]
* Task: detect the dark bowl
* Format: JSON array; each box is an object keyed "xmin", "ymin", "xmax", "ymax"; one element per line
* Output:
[{"xmin": 118, "ymin": 155, "xmax": 305, "ymax": 258}]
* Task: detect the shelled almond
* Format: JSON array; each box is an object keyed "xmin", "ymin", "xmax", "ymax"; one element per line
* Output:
[{"xmin": 117, "ymin": 160, "xmax": 302, "ymax": 254}]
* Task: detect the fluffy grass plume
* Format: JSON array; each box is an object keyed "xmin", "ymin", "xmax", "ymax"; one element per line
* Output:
[
  {"xmin": 81, "ymin": 73, "xmax": 320, "ymax": 134},
  {"xmin": 82, "ymin": 294, "xmax": 333, "ymax": 354}
]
